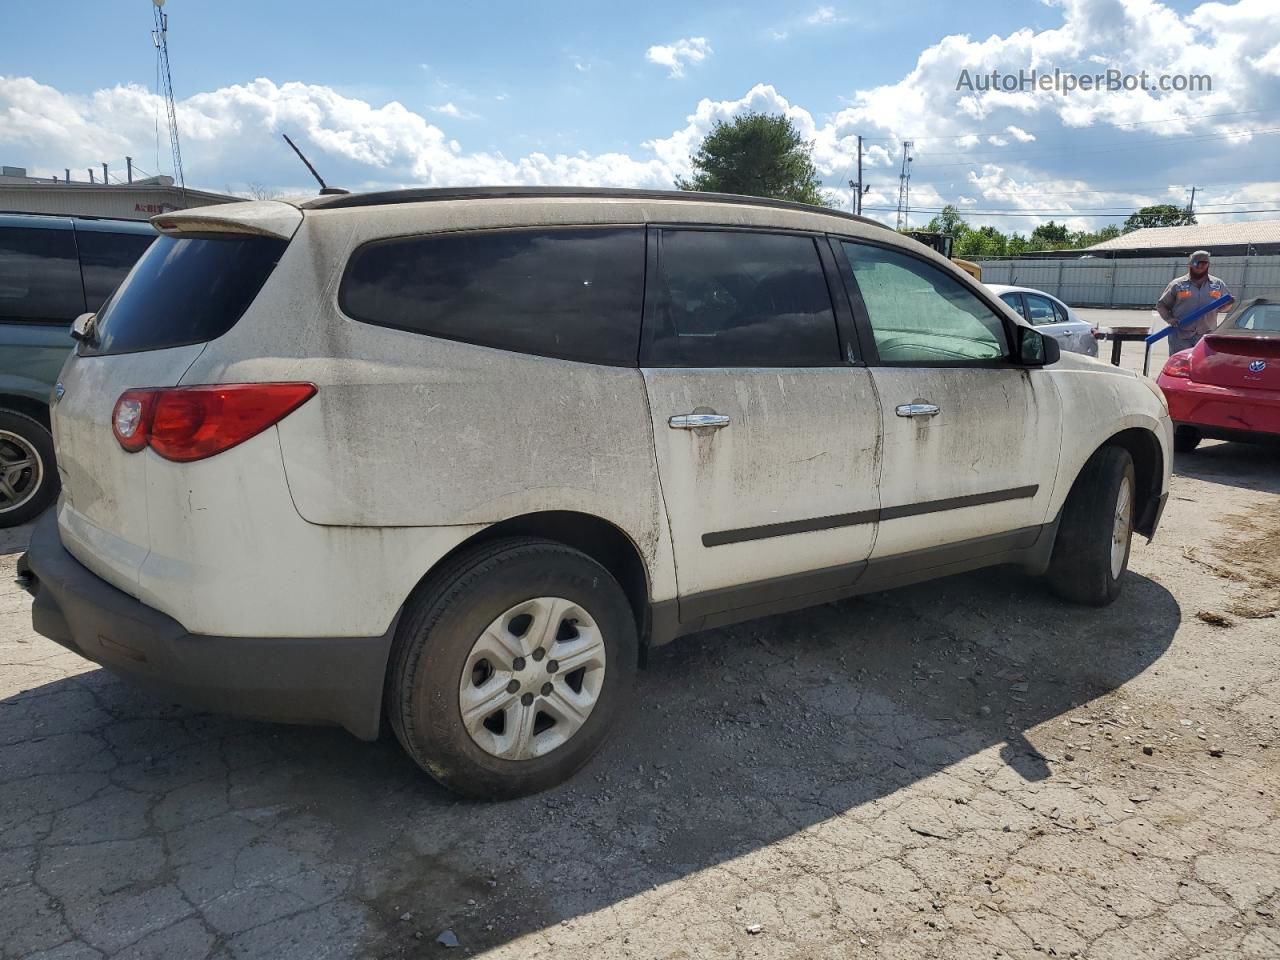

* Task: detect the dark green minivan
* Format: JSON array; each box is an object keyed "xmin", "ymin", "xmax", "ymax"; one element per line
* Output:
[{"xmin": 0, "ymin": 214, "xmax": 155, "ymax": 526}]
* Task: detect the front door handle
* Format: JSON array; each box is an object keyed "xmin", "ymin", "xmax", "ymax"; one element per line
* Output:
[
  {"xmin": 669, "ymin": 413, "xmax": 731, "ymax": 430},
  {"xmin": 895, "ymin": 402, "xmax": 940, "ymax": 418}
]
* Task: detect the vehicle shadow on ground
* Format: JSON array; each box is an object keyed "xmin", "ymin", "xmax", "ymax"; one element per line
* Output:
[
  {"xmin": 1, "ymin": 566, "xmax": 1179, "ymax": 958},
  {"xmin": 1174, "ymin": 439, "xmax": 1280, "ymax": 495}
]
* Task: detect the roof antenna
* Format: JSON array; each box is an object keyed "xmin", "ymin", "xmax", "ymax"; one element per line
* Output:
[{"xmin": 281, "ymin": 133, "xmax": 349, "ymax": 195}]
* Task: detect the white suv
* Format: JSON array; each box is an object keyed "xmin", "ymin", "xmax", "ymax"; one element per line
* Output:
[{"xmin": 21, "ymin": 188, "xmax": 1173, "ymax": 798}]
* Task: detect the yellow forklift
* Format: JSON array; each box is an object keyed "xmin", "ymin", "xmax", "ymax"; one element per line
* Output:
[{"xmin": 904, "ymin": 231, "xmax": 982, "ymax": 282}]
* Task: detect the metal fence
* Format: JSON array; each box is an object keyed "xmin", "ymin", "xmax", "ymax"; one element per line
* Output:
[{"xmin": 978, "ymin": 255, "xmax": 1280, "ymax": 308}]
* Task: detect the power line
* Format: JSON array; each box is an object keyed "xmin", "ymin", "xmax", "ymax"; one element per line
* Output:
[
  {"xmin": 862, "ymin": 206, "xmax": 1280, "ymax": 218},
  {"xmin": 857, "ymin": 108, "xmax": 1270, "ymax": 143},
  {"xmin": 907, "ymin": 126, "xmax": 1280, "ymax": 169}
]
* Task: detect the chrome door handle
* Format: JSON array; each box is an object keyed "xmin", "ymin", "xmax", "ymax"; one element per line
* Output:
[
  {"xmin": 669, "ymin": 413, "xmax": 730, "ymax": 430},
  {"xmin": 895, "ymin": 402, "xmax": 940, "ymax": 418}
]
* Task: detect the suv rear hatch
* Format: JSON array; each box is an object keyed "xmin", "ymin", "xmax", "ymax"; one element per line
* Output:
[{"xmin": 52, "ymin": 202, "xmax": 300, "ymax": 595}]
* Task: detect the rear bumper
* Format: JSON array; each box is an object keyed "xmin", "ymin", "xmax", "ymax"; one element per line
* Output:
[
  {"xmin": 1157, "ymin": 376, "xmax": 1280, "ymax": 439},
  {"xmin": 19, "ymin": 510, "xmax": 394, "ymax": 740}
]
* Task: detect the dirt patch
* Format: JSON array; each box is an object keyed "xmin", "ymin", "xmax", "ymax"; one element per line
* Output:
[{"xmin": 1208, "ymin": 498, "xmax": 1280, "ymax": 619}]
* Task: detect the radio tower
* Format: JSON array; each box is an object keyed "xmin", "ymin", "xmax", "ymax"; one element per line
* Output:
[
  {"xmin": 151, "ymin": 0, "xmax": 185, "ymax": 190},
  {"xmin": 895, "ymin": 141, "xmax": 913, "ymax": 231}
]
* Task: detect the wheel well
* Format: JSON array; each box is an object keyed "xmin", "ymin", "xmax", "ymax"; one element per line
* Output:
[
  {"xmin": 1103, "ymin": 427, "xmax": 1163, "ymax": 536},
  {"xmin": 0, "ymin": 394, "xmax": 51, "ymax": 430},
  {"xmin": 424, "ymin": 511, "xmax": 651, "ymax": 644}
]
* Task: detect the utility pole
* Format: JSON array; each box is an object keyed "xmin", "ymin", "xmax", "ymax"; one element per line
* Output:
[
  {"xmin": 847, "ymin": 135, "xmax": 867, "ymax": 216},
  {"xmin": 102, "ymin": 162, "xmax": 109, "ymax": 184},
  {"xmin": 64, "ymin": 168, "xmax": 71, "ymax": 183},
  {"xmin": 1185, "ymin": 185, "xmax": 1197, "ymax": 224},
  {"xmin": 895, "ymin": 140, "xmax": 913, "ymax": 231},
  {"xmin": 88, "ymin": 168, "xmax": 95, "ymax": 184},
  {"xmin": 126, "ymin": 156, "xmax": 134, "ymax": 183}
]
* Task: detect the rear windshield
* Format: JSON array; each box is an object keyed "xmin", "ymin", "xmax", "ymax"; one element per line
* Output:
[
  {"xmin": 83, "ymin": 233, "xmax": 287, "ymax": 356},
  {"xmin": 1219, "ymin": 302, "xmax": 1280, "ymax": 335}
]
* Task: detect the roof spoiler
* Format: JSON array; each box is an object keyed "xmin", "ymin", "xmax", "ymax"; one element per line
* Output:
[{"xmin": 151, "ymin": 200, "xmax": 302, "ymax": 241}]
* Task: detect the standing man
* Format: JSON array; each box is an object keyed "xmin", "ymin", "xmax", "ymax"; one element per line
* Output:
[{"xmin": 1156, "ymin": 250, "xmax": 1232, "ymax": 353}]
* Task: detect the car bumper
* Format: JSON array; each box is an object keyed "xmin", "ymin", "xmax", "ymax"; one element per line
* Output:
[
  {"xmin": 1157, "ymin": 376, "xmax": 1280, "ymax": 439},
  {"xmin": 18, "ymin": 510, "xmax": 394, "ymax": 740}
]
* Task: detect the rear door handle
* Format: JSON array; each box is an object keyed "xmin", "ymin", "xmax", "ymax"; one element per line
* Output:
[
  {"xmin": 895, "ymin": 402, "xmax": 940, "ymax": 418},
  {"xmin": 669, "ymin": 413, "xmax": 730, "ymax": 430}
]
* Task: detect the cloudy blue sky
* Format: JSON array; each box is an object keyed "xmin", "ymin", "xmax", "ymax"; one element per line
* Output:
[{"xmin": 3, "ymin": 0, "xmax": 1278, "ymax": 233}]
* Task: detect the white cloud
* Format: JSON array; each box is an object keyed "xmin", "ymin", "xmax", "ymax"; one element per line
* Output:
[
  {"xmin": 3, "ymin": 0, "xmax": 1278, "ymax": 233},
  {"xmin": 645, "ymin": 37, "xmax": 712, "ymax": 79},
  {"xmin": 806, "ymin": 6, "xmax": 842, "ymax": 25},
  {"xmin": 769, "ymin": 29, "xmax": 789, "ymax": 41}
]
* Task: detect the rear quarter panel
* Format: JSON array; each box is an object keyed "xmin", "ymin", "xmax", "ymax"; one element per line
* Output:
[{"xmin": 176, "ymin": 207, "xmax": 678, "ymax": 606}]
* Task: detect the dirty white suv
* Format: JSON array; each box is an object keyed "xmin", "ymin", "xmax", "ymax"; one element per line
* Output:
[{"xmin": 21, "ymin": 188, "xmax": 1172, "ymax": 799}]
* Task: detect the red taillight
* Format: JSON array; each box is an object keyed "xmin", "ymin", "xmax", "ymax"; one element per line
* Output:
[
  {"xmin": 1090, "ymin": 327, "xmax": 1104, "ymax": 340},
  {"xmin": 112, "ymin": 383, "xmax": 316, "ymax": 461},
  {"xmin": 1161, "ymin": 350, "xmax": 1193, "ymax": 379}
]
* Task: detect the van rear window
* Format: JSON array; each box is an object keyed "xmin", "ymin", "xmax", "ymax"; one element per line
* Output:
[
  {"xmin": 84, "ymin": 234, "xmax": 287, "ymax": 356},
  {"xmin": 339, "ymin": 226, "xmax": 644, "ymax": 365}
]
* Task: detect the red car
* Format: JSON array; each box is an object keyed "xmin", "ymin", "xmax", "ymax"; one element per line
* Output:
[{"xmin": 1156, "ymin": 298, "xmax": 1280, "ymax": 452}]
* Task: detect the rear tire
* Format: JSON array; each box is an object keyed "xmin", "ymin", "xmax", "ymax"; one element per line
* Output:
[
  {"xmin": 387, "ymin": 538, "xmax": 638, "ymax": 800},
  {"xmin": 1173, "ymin": 426, "xmax": 1201, "ymax": 454},
  {"xmin": 1047, "ymin": 445, "xmax": 1136, "ymax": 607},
  {"xmin": 0, "ymin": 410, "xmax": 58, "ymax": 528}
]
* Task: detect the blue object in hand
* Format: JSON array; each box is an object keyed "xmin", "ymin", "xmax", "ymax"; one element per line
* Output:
[{"xmin": 1146, "ymin": 294, "xmax": 1234, "ymax": 344}]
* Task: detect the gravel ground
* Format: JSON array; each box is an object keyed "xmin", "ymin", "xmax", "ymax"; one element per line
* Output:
[{"xmin": 2, "ymin": 331, "xmax": 1277, "ymax": 959}]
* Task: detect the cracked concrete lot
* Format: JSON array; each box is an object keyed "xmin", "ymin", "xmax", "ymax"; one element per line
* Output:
[{"xmin": 2, "ymin": 441, "xmax": 1278, "ymax": 959}]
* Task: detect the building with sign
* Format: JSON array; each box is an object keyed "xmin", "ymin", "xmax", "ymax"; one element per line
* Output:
[{"xmin": 0, "ymin": 165, "xmax": 237, "ymax": 221}]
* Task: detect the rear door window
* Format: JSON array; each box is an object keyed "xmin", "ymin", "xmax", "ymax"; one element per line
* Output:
[
  {"xmin": 83, "ymin": 233, "xmax": 288, "ymax": 356},
  {"xmin": 643, "ymin": 229, "xmax": 841, "ymax": 366},
  {"xmin": 340, "ymin": 226, "xmax": 644, "ymax": 366},
  {"xmin": 75, "ymin": 230, "xmax": 156, "ymax": 310},
  {"xmin": 841, "ymin": 241, "xmax": 1008, "ymax": 364},
  {"xmin": 1024, "ymin": 293, "xmax": 1060, "ymax": 327},
  {"xmin": 0, "ymin": 226, "xmax": 85, "ymax": 322}
]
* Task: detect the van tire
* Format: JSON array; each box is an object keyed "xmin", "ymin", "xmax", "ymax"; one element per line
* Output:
[
  {"xmin": 1047, "ymin": 445, "xmax": 1135, "ymax": 607},
  {"xmin": 0, "ymin": 410, "xmax": 58, "ymax": 528},
  {"xmin": 387, "ymin": 537, "xmax": 638, "ymax": 800}
]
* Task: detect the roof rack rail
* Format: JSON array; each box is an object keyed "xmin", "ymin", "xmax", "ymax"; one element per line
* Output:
[{"xmin": 299, "ymin": 185, "xmax": 887, "ymax": 229}]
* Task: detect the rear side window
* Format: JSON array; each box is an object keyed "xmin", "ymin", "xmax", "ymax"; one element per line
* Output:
[
  {"xmin": 340, "ymin": 227, "xmax": 644, "ymax": 365},
  {"xmin": 76, "ymin": 230, "xmax": 156, "ymax": 310},
  {"xmin": 1023, "ymin": 293, "xmax": 1061, "ymax": 326},
  {"xmin": 842, "ymin": 242, "xmax": 1008, "ymax": 364},
  {"xmin": 0, "ymin": 226, "xmax": 85, "ymax": 322},
  {"xmin": 85, "ymin": 234, "xmax": 287, "ymax": 356},
  {"xmin": 644, "ymin": 229, "xmax": 840, "ymax": 366}
]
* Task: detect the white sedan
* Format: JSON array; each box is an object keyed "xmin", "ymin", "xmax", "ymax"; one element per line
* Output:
[{"xmin": 987, "ymin": 284, "xmax": 1100, "ymax": 358}]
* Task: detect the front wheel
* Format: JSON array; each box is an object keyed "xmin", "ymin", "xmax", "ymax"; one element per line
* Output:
[
  {"xmin": 387, "ymin": 538, "xmax": 638, "ymax": 800},
  {"xmin": 0, "ymin": 410, "xmax": 59, "ymax": 528},
  {"xmin": 1047, "ymin": 446, "xmax": 1136, "ymax": 606}
]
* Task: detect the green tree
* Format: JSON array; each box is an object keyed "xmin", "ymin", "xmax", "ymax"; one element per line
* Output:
[
  {"xmin": 1030, "ymin": 220, "xmax": 1071, "ymax": 249},
  {"xmin": 956, "ymin": 224, "xmax": 1007, "ymax": 258},
  {"xmin": 924, "ymin": 204, "xmax": 969, "ymax": 237},
  {"xmin": 676, "ymin": 112, "xmax": 832, "ymax": 207},
  {"xmin": 1123, "ymin": 204, "xmax": 1195, "ymax": 232}
]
